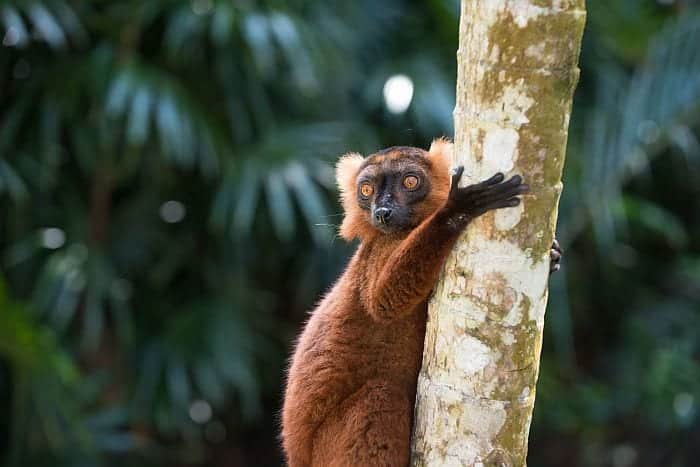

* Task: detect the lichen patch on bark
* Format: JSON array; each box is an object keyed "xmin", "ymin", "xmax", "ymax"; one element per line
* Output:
[
  {"xmin": 482, "ymin": 128, "xmax": 519, "ymax": 175},
  {"xmin": 454, "ymin": 336, "xmax": 493, "ymax": 375},
  {"xmin": 494, "ymin": 201, "xmax": 525, "ymax": 231}
]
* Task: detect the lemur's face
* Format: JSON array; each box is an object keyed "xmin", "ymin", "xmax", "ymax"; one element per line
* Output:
[
  {"xmin": 354, "ymin": 148, "xmax": 432, "ymax": 234},
  {"xmin": 336, "ymin": 141, "xmax": 452, "ymax": 242}
]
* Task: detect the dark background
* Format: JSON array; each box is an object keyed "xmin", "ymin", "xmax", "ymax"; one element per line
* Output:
[{"xmin": 1, "ymin": 0, "xmax": 700, "ymax": 466}]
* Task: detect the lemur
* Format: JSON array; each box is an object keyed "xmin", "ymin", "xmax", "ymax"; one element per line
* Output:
[{"xmin": 281, "ymin": 140, "xmax": 562, "ymax": 466}]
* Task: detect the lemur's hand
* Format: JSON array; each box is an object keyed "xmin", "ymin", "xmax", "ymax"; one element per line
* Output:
[
  {"xmin": 550, "ymin": 238, "xmax": 563, "ymax": 274},
  {"xmin": 442, "ymin": 166, "xmax": 529, "ymax": 230}
]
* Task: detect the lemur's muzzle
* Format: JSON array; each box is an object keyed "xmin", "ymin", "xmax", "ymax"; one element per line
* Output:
[{"xmin": 373, "ymin": 207, "xmax": 393, "ymax": 224}]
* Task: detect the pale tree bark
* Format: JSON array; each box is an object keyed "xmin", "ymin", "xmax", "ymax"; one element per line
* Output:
[{"xmin": 410, "ymin": 1, "xmax": 586, "ymax": 466}]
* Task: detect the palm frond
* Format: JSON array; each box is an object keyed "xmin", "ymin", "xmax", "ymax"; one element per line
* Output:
[
  {"xmin": 0, "ymin": 158, "xmax": 27, "ymax": 200},
  {"xmin": 0, "ymin": 0, "xmax": 85, "ymax": 49},
  {"xmin": 132, "ymin": 297, "xmax": 273, "ymax": 433},
  {"xmin": 31, "ymin": 244, "xmax": 132, "ymax": 351},
  {"xmin": 210, "ymin": 122, "xmax": 373, "ymax": 244},
  {"xmin": 105, "ymin": 60, "xmax": 222, "ymax": 175},
  {"xmin": 0, "ymin": 280, "xmax": 133, "ymax": 465},
  {"xmin": 561, "ymin": 14, "xmax": 700, "ymax": 246}
]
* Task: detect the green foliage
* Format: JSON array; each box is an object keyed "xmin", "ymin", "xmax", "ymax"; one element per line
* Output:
[
  {"xmin": 533, "ymin": 5, "xmax": 700, "ymax": 467},
  {"xmin": 0, "ymin": 0, "xmax": 456, "ymax": 465},
  {"xmin": 0, "ymin": 280, "xmax": 134, "ymax": 466},
  {"xmin": 1, "ymin": 0, "xmax": 699, "ymax": 466}
]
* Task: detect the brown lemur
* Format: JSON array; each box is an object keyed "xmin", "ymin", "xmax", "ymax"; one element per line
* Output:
[{"xmin": 281, "ymin": 140, "xmax": 562, "ymax": 466}]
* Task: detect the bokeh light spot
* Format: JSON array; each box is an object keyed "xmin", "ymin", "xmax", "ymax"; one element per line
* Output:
[
  {"xmin": 160, "ymin": 200, "xmax": 186, "ymax": 223},
  {"xmin": 189, "ymin": 400, "xmax": 212, "ymax": 424},
  {"xmin": 383, "ymin": 74, "xmax": 414, "ymax": 114},
  {"xmin": 611, "ymin": 444, "xmax": 637, "ymax": 467},
  {"xmin": 674, "ymin": 392, "xmax": 695, "ymax": 419},
  {"xmin": 42, "ymin": 228, "xmax": 66, "ymax": 249}
]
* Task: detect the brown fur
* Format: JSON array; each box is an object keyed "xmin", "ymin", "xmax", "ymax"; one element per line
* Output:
[{"xmin": 281, "ymin": 140, "xmax": 460, "ymax": 467}]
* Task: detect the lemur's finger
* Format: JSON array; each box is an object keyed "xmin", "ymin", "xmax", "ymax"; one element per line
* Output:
[
  {"xmin": 487, "ymin": 197, "xmax": 521, "ymax": 210},
  {"xmin": 456, "ymin": 172, "xmax": 505, "ymax": 196},
  {"xmin": 458, "ymin": 181, "xmax": 527, "ymax": 208},
  {"xmin": 451, "ymin": 166, "xmax": 464, "ymax": 183},
  {"xmin": 469, "ymin": 196, "xmax": 520, "ymax": 217},
  {"xmin": 474, "ymin": 173, "xmax": 521, "ymax": 190},
  {"xmin": 490, "ymin": 175, "xmax": 525, "ymax": 193},
  {"xmin": 552, "ymin": 238, "xmax": 563, "ymax": 254},
  {"xmin": 482, "ymin": 172, "xmax": 505, "ymax": 186},
  {"xmin": 509, "ymin": 174, "xmax": 523, "ymax": 185},
  {"xmin": 470, "ymin": 179, "xmax": 528, "ymax": 202},
  {"xmin": 549, "ymin": 239, "xmax": 563, "ymax": 275},
  {"xmin": 475, "ymin": 185, "xmax": 528, "ymax": 208},
  {"xmin": 450, "ymin": 166, "xmax": 465, "ymax": 196}
]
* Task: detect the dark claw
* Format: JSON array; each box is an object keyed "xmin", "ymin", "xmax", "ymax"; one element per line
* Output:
[{"xmin": 550, "ymin": 238, "xmax": 563, "ymax": 274}]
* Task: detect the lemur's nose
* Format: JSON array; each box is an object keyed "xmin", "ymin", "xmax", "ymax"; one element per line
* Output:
[{"xmin": 374, "ymin": 207, "xmax": 393, "ymax": 224}]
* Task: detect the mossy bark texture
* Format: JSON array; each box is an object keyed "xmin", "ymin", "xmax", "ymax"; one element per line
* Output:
[{"xmin": 410, "ymin": 2, "xmax": 586, "ymax": 466}]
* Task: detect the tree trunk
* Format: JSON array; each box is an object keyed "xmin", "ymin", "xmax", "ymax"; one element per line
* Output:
[{"xmin": 410, "ymin": 1, "xmax": 586, "ymax": 466}]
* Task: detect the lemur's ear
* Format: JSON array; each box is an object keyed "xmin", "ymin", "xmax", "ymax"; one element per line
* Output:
[
  {"xmin": 336, "ymin": 153, "xmax": 368, "ymax": 241},
  {"xmin": 336, "ymin": 152, "xmax": 364, "ymax": 201},
  {"xmin": 427, "ymin": 137, "xmax": 453, "ymax": 179},
  {"xmin": 428, "ymin": 137, "xmax": 453, "ymax": 164}
]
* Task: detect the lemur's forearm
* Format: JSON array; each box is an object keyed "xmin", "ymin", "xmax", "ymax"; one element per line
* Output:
[
  {"xmin": 366, "ymin": 169, "xmax": 527, "ymax": 322},
  {"xmin": 366, "ymin": 212, "xmax": 460, "ymax": 322}
]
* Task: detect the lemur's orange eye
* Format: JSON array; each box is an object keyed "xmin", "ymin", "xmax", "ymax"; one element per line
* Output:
[
  {"xmin": 360, "ymin": 183, "xmax": 374, "ymax": 197},
  {"xmin": 403, "ymin": 175, "xmax": 419, "ymax": 190}
]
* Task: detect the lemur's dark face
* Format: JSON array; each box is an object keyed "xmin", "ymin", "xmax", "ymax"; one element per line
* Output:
[{"xmin": 355, "ymin": 147, "xmax": 432, "ymax": 234}]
